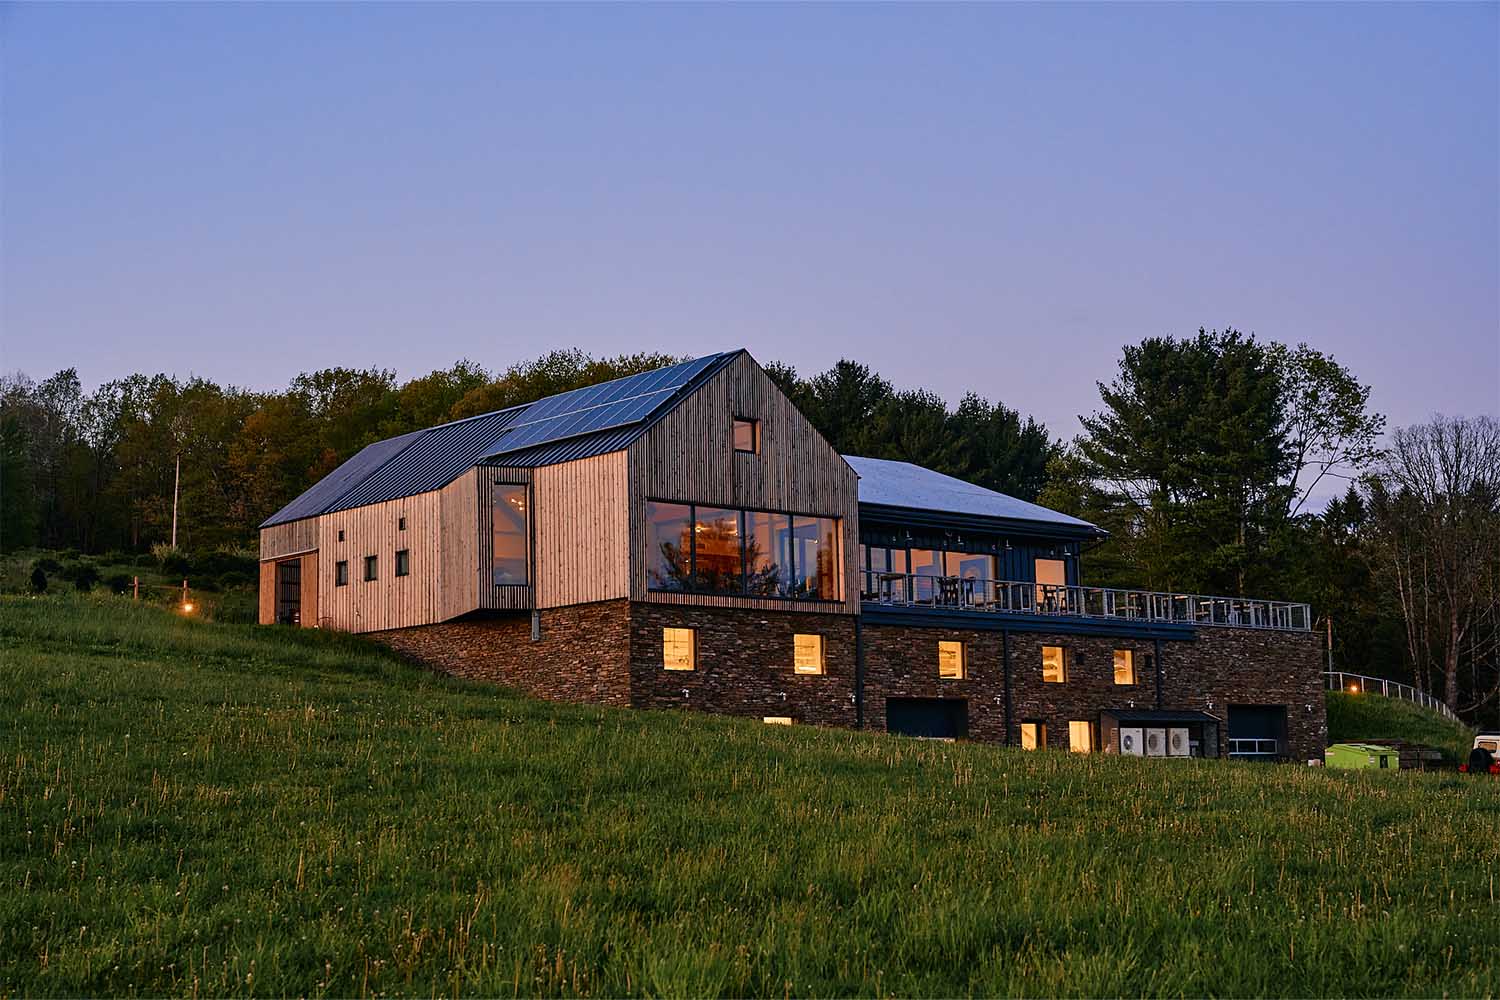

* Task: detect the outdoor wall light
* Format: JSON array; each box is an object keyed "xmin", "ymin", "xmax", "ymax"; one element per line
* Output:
[
  {"xmin": 681, "ymin": 688, "xmax": 690, "ymax": 699},
  {"xmin": 779, "ymin": 691, "xmax": 787, "ymax": 701}
]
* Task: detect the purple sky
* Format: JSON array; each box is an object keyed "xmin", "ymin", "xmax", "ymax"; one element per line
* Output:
[{"xmin": 3, "ymin": 2, "xmax": 1496, "ymax": 442}]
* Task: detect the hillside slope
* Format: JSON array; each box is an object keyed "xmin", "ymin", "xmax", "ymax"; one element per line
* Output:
[
  {"xmin": 1326, "ymin": 690, "xmax": 1476, "ymax": 762},
  {"xmin": 3, "ymin": 596, "xmax": 1499, "ymax": 997}
]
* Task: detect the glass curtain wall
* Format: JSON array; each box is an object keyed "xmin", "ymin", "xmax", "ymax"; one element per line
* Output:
[{"xmin": 647, "ymin": 501, "xmax": 839, "ymax": 601}]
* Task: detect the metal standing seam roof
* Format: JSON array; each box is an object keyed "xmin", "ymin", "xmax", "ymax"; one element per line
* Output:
[
  {"xmin": 845, "ymin": 455, "xmax": 1102, "ymax": 533},
  {"xmin": 260, "ymin": 351, "xmax": 741, "ymax": 528}
]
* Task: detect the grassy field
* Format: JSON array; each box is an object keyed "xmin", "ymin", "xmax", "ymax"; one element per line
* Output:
[
  {"xmin": 1326, "ymin": 689, "xmax": 1478, "ymax": 763},
  {"xmin": 3, "ymin": 595, "xmax": 1499, "ymax": 997}
]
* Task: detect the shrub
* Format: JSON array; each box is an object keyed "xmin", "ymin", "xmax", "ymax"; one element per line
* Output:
[
  {"xmin": 151, "ymin": 543, "xmax": 190, "ymax": 575},
  {"xmin": 63, "ymin": 563, "xmax": 100, "ymax": 592},
  {"xmin": 134, "ymin": 553, "xmax": 155, "ymax": 568},
  {"xmin": 104, "ymin": 573, "xmax": 135, "ymax": 595},
  {"xmin": 34, "ymin": 557, "xmax": 61, "ymax": 574},
  {"xmin": 29, "ymin": 567, "xmax": 47, "ymax": 593}
]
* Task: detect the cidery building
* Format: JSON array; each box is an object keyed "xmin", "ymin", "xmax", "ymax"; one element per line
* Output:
[{"xmin": 258, "ymin": 350, "xmax": 1326, "ymax": 762}]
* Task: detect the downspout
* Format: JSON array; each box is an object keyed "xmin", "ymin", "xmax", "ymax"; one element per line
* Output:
[
  {"xmin": 1001, "ymin": 629, "xmax": 1014, "ymax": 745},
  {"xmin": 853, "ymin": 615, "xmax": 865, "ymax": 730},
  {"xmin": 1154, "ymin": 636, "xmax": 1164, "ymax": 711}
]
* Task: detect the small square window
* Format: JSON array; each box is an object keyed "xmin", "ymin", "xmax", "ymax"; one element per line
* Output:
[
  {"xmin": 938, "ymin": 640, "xmax": 966, "ymax": 679},
  {"xmin": 1069, "ymin": 720, "xmax": 1095, "ymax": 754},
  {"xmin": 733, "ymin": 417, "xmax": 759, "ymax": 454},
  {"xmin": 1114, "ymin": 649, "xmax": 1135, "ymax": 685},
  {"xmin": 793, "ymin": 634, "xmax": 825, "ymax": 675},
  {"xmin": 335, "ymin": 561, "xmax": 348, "ymax": 587},
  {"xmin": 1021, "ymin": 721, "xmax": 1047, "ymax": 750},
  {"xmin": 363, "ymin": 555, "xmax": 378, "ymax": 582},
  {"xmin": 398, "ymin": 516, "xmax": 406, "ymax": 531},
  {"xmin": 663, "ymin": 627, "xmax": 696, "ymax": 671},
  {"xmin": 1042, "ymin": 645, "xmax": 1067, "ymax": 683},
  {"xmin": 395, "ymin": 549, "xmax": 410, "ymax": 577}
]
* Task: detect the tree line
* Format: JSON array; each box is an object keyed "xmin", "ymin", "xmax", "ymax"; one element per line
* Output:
[{"xmin": 2, "ymin": 334, "xmax": 1495, "ymax": 721}]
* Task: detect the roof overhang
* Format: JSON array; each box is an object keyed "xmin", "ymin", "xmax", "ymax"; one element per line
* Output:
[{"xmin": 857, "ymin": 502, "xmax": 1109, "ymax": 542}]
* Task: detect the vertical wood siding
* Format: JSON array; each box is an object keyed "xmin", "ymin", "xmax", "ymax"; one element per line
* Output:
[
  {"xmin": 308, "ymin": 469, "xmax": 481, "ymax": 633},
  {"xmin": 257, "ymin": 560, "xmax": 275, "ymax": 624},
  {"xmin": 476, "ymin": 467, "xmax": 533, "ymax": 611},
  {"xmin": 299, "ymin": 552, "xmax": 318, "ymax": 626},
  {"xmin": 533, "ymin": 451, "xmax": 630, "ymax": 608},
  {"xmin": 627, "ymin": 353, "xmax": 860, "ymax": 614},
  {"xmin": 258, "ymin": 518, "xmax": 317, "ymax": 560}
]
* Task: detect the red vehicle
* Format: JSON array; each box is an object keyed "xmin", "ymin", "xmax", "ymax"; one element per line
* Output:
[{"xmin": 1458, "ymin": 733, "xmax": 1500, "ymax": 774}]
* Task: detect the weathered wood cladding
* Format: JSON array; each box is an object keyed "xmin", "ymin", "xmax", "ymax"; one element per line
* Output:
[
  {"xmin": 627, "ymin": 353, "xmax": 860, "ymax": 614},
  {"xmin": 311, "ymin": 469, "xmax": 480, "ymax": 632},
  {"xmin": 258, "ymin": 518, "xmax": 317, "ymax": 561},
  {"xmin": 532, "ymin": 452, "xmax": 630, "ymax": 609},
  {"xmin": 257, "ymin": 560, "xmax": 275, "ymax": 625},
  {"xmin": 256, "ymin": 552, "xmax": 317, "ymax": 626},
  {"xmin": 477, "ymin": 467, "xmax": 533, "ymax": 612}
]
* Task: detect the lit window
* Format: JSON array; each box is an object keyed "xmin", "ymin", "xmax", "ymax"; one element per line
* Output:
[
  {"xmin": 395, "ymin": 549, "xmax": 410, "ymax": 577},
  {"xmin": 1114, "ymin": 649, "xmax": 1135, "ymax": 685},
  {"xmin": 763, "ymin": 716, "xmax": 793, "ymax": 725},
  {"xmin": 662, "ymin": 627, "xmax": 696, "ymax": 671},
  {"xmin": 1035, "ymin": 557, "xmax": 1067, "ymax": 608},
  {"xmin": 335, "ymin": 561, "xmax": 348, "ymax": 587},
  {"xmin": 363, "ymin": 555, "xmax": 378, "ymax": 582},
  {"xmin": 938, "ymin": 640, "xmax": 966, "ymax": 679},
  {"xmin": 793, "ymin": 634, "xmax": 825, "ymax": 675},
  {"xmin": 693, "ymin": 507, "xmax": 742, "ymax": 594},
  {"xmin": 1069, "ymin": 721, "xmax": 1095, "ymax": 754},
  {"xmin": 733, "ymin": 417, "xmax": 759, "ymax": 453},
  {"xmin": 1042, "ymin": 645, "xmax": 1066, "ymax": 683},
  {"xmin": 1021, "ymin": 721, "xmax": 1047, "ymax": 750},
  {"xmin": 492, "ymin": 485, "xmax": 528, "ymax": 586}
]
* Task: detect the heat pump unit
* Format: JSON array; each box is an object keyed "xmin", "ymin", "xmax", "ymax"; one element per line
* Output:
[
  {"xmin": 1145, "ymin": 728, "xmax": 1167, "ymax": 757},
  {"xmin": 1119, "ymin": 727, "xmax": 1144, "ymax": 756},
  {"xmin": 1168, "ymin": 727, "xmax": 1189, "ymax": 757}
]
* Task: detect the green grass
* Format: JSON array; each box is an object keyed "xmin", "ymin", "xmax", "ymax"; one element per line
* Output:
[
  {"xmin": 3, "ymin": 595, "xmax": 1499, "ymax": 997},
  {"xmin": 1326, "ymin": 690, "xmax": 1476, "ymax": 763}
]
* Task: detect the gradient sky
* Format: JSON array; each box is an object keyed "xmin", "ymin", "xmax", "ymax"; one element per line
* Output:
[{"xmin": 3, "ymin": 2, "xmax": 1497, "ymax": 442}]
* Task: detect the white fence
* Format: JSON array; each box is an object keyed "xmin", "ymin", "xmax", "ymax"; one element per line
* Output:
[{"xmin": 1324, "ymin": 671, "xmax": 1462, "ymax": 725}]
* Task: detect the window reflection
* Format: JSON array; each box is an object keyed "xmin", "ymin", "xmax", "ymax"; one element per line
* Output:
[
  {"xmin": 693, "ymin": 506, "xmax": 742, "ymax": 593},
  {"xmin": 492, "ymin": 485, "xmax": 529, "ymax": 585},
  {"xmin": 745, "ymin": 510, "xmax": 791, "ymax": 596},
  {"xmin": 645, "ymin": 501, "xmax": 693, "ymax": 592}
]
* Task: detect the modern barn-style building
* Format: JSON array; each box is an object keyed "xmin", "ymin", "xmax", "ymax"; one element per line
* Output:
[{"xmin": 259, "ymin": 350, "xmax": 1326, "ymax": 762}]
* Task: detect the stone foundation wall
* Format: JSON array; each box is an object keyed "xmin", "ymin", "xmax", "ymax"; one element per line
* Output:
[
  {"xmin": 628, "ymin": 603, "xmax": 858, "ymax": 728},
  {"xmin": 1006, "ymin": 631, "xmax": 1161, "ymax": 750},
  {"xmin": 1161, "ymin": 626, "xmax": 1326, "ymax": 763},
  {"xmin": 368, "ymin": 599, "xmax": 632, "ymax": 706},
  {"xmin": 860, "ymin": 624, "xmax": 1007, "ymax": 742}
]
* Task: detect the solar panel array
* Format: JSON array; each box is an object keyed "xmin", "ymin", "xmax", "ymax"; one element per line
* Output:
[
  {"xmin": 482, "ymin": 354, "xmax": 723, "ymax": 458},
  {"xmin": 261, "ymin": 351, "xmax": 737, "ymax": 526}
]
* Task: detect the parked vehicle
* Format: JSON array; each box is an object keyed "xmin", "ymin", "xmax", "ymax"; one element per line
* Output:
[{"xmin": 1459, "ymin": 735, "xmax": 1498, "ymax": 775}]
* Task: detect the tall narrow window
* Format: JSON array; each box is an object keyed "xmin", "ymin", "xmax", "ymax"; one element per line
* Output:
[
  {"xmin": 335, "ymin": 560, "xmax": 348, "ymax": 587},
  {"xmin": 938, "ymin": 640, "xmax": 966, "ymax": 679},
  {"xmin": 733, "ymin": 417, "xmax": 759, "ymax": 453},
  {"xmin": 793, "ymin": 634, "xmax": 825, "ymax": 675},
  {"xmin": 1042, "ymin": 645, "xmax": 1067, "ymax": 683},
  {"xmin": 1069, "ymin": 721, "xmax": 1095, "ymax": 754},
  {"xmin": 1021, "ymin": 721, "xmax": 1047, "ymax": 750},
  {"xmin": 395, "ymin": 549, "xmax": 410, "ymax": 577},
  {"xmin": 662, "ymin": 627, "xmax": 696, "ymax": 670},
  {"xmin": 492, "ymin": 484, "xmax": 529, "ymax": 586},
  {"xmin": 790, "ymin": 515, "xmax": 839, "ymax": 600},
  {"xmin": 363, "ymin": 555, "xmax": 378, "ymax": 582},
  {"xmin": 694, "ymin": 507, "xmax": 742, "ymax": 594},
  {"xmin": 645, "ymin": 501, "xmax": 693, "ymax": 592},
  {"xmin": 398, "ymin": 516, "xmax": 406, "ymax": 531},
  {"xmin": 1114, "ymin": 649, "xmax": 1135, "ymax": 685}
]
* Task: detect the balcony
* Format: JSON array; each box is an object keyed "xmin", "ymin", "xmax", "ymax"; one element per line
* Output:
[{"xmin": 864, "ymin": 575, "xmax": 1312, "ymax": 632}]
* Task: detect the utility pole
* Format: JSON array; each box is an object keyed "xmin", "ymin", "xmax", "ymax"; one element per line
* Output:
[
  {"xmin": 171, "ymin": 455, "xmax": 180, "ymax": 550},
  {"xmin": 1326, "ymin": 617, "xmax": 1333, "ymax": 672}
]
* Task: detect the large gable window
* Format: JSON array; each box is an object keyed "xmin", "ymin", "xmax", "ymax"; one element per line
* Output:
[
  {"xmin": 645, "ymin": 500, "xmax": 840, "ymax": 602},
  {"xmin": 492, "ymin": 484, "xmax": 529, "ymax": 586}
]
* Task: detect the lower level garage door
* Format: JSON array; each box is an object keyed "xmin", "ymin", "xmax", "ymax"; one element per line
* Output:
[
  {"xmin": 1227, "ymin": 705, "xmax": 1287, "ymax": 760},
  {"xmin": 886, "ymin": 698, "xmax": 968, "ymax": 739}
]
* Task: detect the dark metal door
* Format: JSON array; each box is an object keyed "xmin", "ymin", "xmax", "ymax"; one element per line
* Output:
[
  {"xmin": 886, "ymin": 698, "xmax": 968, "ymax": 739},
  {"xmin": 1227, "ymin": 705, "xmax": 1287, "ymax": 760},
  {"xmin": 275, "ymin": 559, "xmax": 301, "ymax": 626}
]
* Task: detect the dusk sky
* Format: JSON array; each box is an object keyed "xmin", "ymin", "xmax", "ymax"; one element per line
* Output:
[{"xmin": 3, "ymin": 2, "xmax": 1497, "ymax": 441}]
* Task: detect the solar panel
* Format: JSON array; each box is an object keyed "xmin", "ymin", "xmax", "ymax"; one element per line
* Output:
[{"xmin": 483, "ymin": 354, "xmax": 724, "ymax": 458}]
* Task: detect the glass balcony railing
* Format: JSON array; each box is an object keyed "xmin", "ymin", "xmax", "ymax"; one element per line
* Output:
[{"xmin": 863, "ymin": 574, "xmax": 1312, "ymax": 632}]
